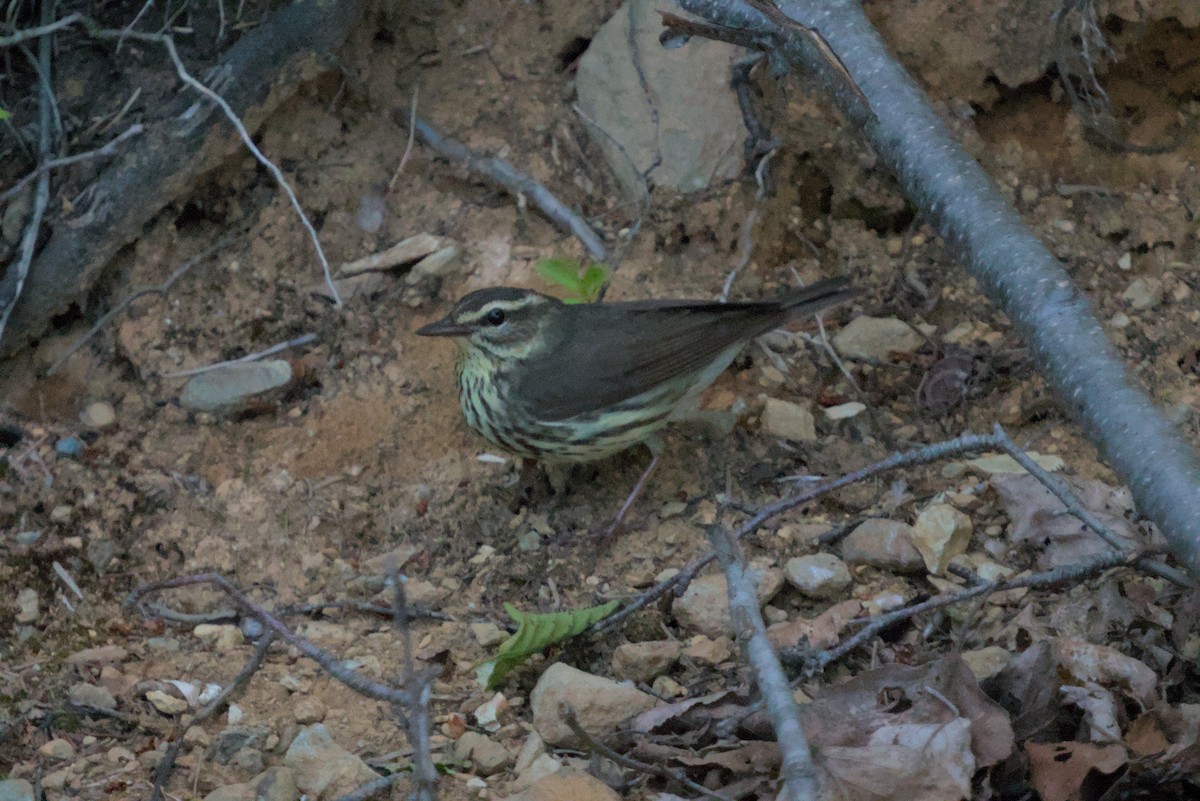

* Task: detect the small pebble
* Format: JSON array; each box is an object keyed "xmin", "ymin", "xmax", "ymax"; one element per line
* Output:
[
  {"xmin": 80, "ymin": 401, "xmax": 116, "ymax": 429},
  {"xmin": 55, "ymin": 437, "xmax": 85, "ymax": 457}
]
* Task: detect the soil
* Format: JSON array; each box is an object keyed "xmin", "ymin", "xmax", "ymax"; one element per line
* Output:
[{"xmin": 2, "ymin": 0, "xmax": 1200, "ymax": 799}]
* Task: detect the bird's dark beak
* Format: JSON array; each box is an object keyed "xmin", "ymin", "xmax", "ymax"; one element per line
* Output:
[{"xmin": 416, "ymin": 316, "xmax": 472, "ymax": 337}]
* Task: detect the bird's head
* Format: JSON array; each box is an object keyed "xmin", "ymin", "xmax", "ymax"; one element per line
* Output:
[{"xmin": 416, "ymin": 287, "xmax": 560, "ymax": 359}]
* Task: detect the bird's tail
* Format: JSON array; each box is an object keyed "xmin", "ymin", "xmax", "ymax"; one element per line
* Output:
[{"xmin": 782, "ymin": 276, "xmax": 861, "ymax": 318}]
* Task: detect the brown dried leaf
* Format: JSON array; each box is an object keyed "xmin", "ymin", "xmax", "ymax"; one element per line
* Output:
[
  {"xmin": 1053, "ymin": 638, "xmax": 1158, "ymax": 706},
  {"xmin": 797, "ymin": 655, "xmax": 1014, "ymax": 768},
  {"xmin": 1025, "ymin": 741, "xmax": 1127, "ymax": 801},
  {"xmin": 981, "ymin": 641, "xmax": 1063, "ymax": 742},
  {"xmin": 818, "ymin": 718, "xmax": 974, "ymax": 801},
  {"xmin": 989, "ymin": 474, "xmax": 1138, "ymax": 567}
]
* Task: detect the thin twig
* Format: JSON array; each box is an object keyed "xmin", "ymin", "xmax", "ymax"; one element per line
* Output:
[
  {"xmin": 0, "ymin": 12, "xmax": 82, "ymax": 46},
  {"xmin": 391, "ymin": 577, "xmax": 440, "ymax": 801},
  {"xmin": 563, "ymin": 706, "xmax": 733, "ymax": 801},
  {"xmin": 709, "ymin": 524, "xmax": 820, "ymax": 801},
  {"xmin": 411, "ymin": 117, "xmax": 608, "ymax": 265},
  {"xmin": 721, "ymin": 148, "xmax": 775, "ymax": 302},
  {"xmin": 157, "ymin": 36, "xmax": 342, "ymax": 305},
  {"xmin": 126, "ymin": 573, "xmax": 411, "ymax": 705},
  {"xmin": 47, "ymin": 231, "xmax": 241, "ymax": 376},
  {"xmin": 388, "ymin": 85, "xmax": 419, "ymax": 192},
  {"xmin": 804, "ymin": 548, "xmax": 1134, "ymax": 674},
  {"xmin": 0, "ymin": 123, "xmax": 144, "ymax": 203},
  {"xmin": 160, "ymin": 333, "xmax": 316, "ymax": 379}
]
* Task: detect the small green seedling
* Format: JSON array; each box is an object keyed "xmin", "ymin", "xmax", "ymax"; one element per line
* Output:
[
  {"xmin": 0, "ymin": 108, "xmax": 9, "ymax": 121},
  {"xmin": 535, "ymin": 256, "xmax": 609, "ymax": 303},
  {"xmin": 476, "ymin": 600, "xmax": 620, "ymax": 689}
]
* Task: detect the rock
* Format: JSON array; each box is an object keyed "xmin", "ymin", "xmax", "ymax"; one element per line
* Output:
[
  {"xmin": 203, "ymin": 783, "xmax": 254, "ymax": 801},
  {"xmin": 612, "ymin": 640, "xmax": 682, "ymax": 681},
  {"xmin": 962, "ymin": 646, "xmax": 1012, "ymax": 681},
  {"xmin": 911, "ymin": 504, "xmax": 974, "ymax": 575},
  {"xmin": 69, "ymin": 682, "xmax": 116, "ymax": 709},
  {"xmin": 0, "ymin": 779, "xmax": 35, "ymax": 801},
  {"xmin": 255, "ymin": 767, "xmax": 298, "ymax": 801},
  {"xmin": 40, "ymin": 771, "xmax": 69, "ymax": 791},
  {"xmin": 470, "ymin": 622, "xmax": 508, "ymax": 647},
  {"xmin": 576, "ymin": 0, "xmax": 743, "ymax": 198},
  {"xmin": 146, "ymin": 689, "xmax": 189, "ymax": 715},
  {"xmin": 231, "ymin": 747, "xmax": 265, "ymax": 774},
  {"xmin": 511, "ymin": 753, "xmax": 564, "ymax": 792},
  {"xmin": 672, "ymin": 568, "xmax": 778, "ymax": 637},
  {"xmin": 784, "ymin": 553, "xmax": 852, "ymax": 599},
  {"xmin": 761, "ymin": 398, "xmax": 816, "ymax": 442},
  {"xmin": 66, "ymin": 644, "xmax": 128, "ymax": 664},
  {"xmin": 682, "ymin": 635, "xmax": 733, "ymax": 665},
  {"xmin": 1122, "ymin": 276, "xmax": 1164, "ymax": 310},
  {"xmin": 672, "ymin": 573, "xmax": 731, "ymax": 638},
  {"xmin": 841, "ymin": 518, "xmax": 926, "ymax": 574},
  {"xmin": 514, "ymin": 731, "xmax": 547, "ymax": 776},
  {"xmin": 15, "ymin": 588, "xmax": 38, "ymax": 624},
  {"xmin": 293, "ymin": 697, "xmax": 327, "ymax": 724},
  {"xmin": 530, "ymin": 663, "xmax": 658, "ymax": 746},
  {"xmin": 507, "ymin": 768, "xmax": 621, "ymax": 801},
  {"xmin": 832, "ymin": 316, "xmax": 923, "ymax": 360},
  {"xmin": 80, "ymin": 400, "xmax": 117, "ymax": 429},
  {"xmin": 823, "ymin": 401, "xmax": 866, "ymax": 420},
  {"xmin": 283, "ymin": 724, "xmax": 378, "ymax": 799},
  {"xmin": 38, "ymin": 738, "xmax": 76, "ymax": 760},
  {"xmin": 211, "ymin": 725, "xmax": 271, "ymax": 764},
  {"xmin": 194, "ymin": 623, "xmax": 245, "ymax": 652},
  {"xmin": 179, "ymin": 360, "xmax": 293, "ymax": 412},
  {"xmin": 454, "ymin": 731, "xmax": 512, "ymax": 775}
]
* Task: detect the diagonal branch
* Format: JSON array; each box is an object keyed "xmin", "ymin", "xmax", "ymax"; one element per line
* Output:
[{"xmin": 674, "ymin": 0, "xmax": 1200, "ymax": 581}]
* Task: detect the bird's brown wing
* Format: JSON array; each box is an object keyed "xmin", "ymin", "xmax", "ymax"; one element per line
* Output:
[
  {"xmin": 513, "ymin": 278, "xmax": 857, "ymax": 421},
  {"xmin": 512, "ymin": 300, "xmax": 785, "ymax": 421}
]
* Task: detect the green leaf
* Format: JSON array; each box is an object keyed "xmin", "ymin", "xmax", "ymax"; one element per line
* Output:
[
  {"xmin": 578, "ymin": 264, "xmax": 610, "ymax": 302},
  {"xmin": 477, "ymin": 600, "xmax": 620, "ymax": 690},
  {"xmin": 535, "ymin": 257, "xmax": 585, "ymax": 293},
  {"xmin": 0, "ymin": 108, "xmax": 9, "ymax": 121}
]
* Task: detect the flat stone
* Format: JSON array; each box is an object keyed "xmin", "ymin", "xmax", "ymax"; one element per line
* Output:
[
  {"xmin": 38, "ymin": 738, "xmax": 76, "ymax": 760},
  {"xmin": 833, "ymin": 316, "xmax": 923, "ymax": 360},
  {"xmin": 283, "ymin": 724, "xmax": 377, "ymax": 799},
  {"xmin": 576, "ymin": 0, "xmax": 743, "ymax": 197},
  {"xmin": 612, "ymin": 640, "xmax": 682, "ymax": 682},
  {"xmin": 69, "ymin": 682, "xmax": 116, "ymax": 709},
  {"xmin": 841, "ymin": 518, "xmax": 926, "ymax": 574},
  {"xmin": 81, "ymin": 400, "xmax": 116, "ymax": 429},
  {"xmin": 784, "ymin": 553, "xmax": 852, "ymax": 599},
  {"xmin": 508, "ymin": 768, "xmax": 621, "ymax": 801},
  {"xmin": 530, "ymin": 663, "xmax": 658, "ymax": 746},
  {"xmin": 180, "ymin": 360, "xmax": 292, "ymax": 412},
  {"xmin": 0, "ymin": 779, "xmax": 35, "ymax": 801},
  {"xmin": 454, "ymin": 731, "xmax": 512, "ymax": 776},
  {"xmin": 762, "ymin": 398, "xmax": 816, "ymax": 442}
]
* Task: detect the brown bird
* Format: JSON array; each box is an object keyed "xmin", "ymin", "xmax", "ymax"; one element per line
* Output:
[{"xmin": 417, "ymin": 277, "xmax": 858, "ymax": 527}]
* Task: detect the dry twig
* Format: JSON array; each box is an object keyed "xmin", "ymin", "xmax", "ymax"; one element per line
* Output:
[{"xmin": 410, "ymin": 117, "xmax": 608, "ymax": 265}]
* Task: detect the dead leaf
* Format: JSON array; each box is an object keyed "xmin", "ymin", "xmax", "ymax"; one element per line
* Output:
[
  {"xmin": 1053, "ymin": 638, "xmax": 1157, "ymax": 706},
  {"xmin": 796, "ymin": 655, "xmax": 1014, "ymax": 769},
  {"xmin": 1025, "ymin": 741, "xmax": 1127, "ymax": 801},
  {"xmin": 990, "ymin": 473, "xmax": 1138, "ymax": 567},
  {"xmin": 818, "ymin": 718, "xmax": 974, "ymax": 801},
  {"xmin": 981, "ymin": 641, "xmax": 1063, "ymax": 742}
]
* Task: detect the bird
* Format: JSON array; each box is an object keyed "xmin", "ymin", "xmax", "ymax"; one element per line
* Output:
[{"xmin": 415, "ymin": 277, "xmax": 859, "ymax": 477}]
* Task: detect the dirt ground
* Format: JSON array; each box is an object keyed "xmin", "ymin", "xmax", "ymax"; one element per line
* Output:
[{"xmin": 3, "ymin": 0, "xmax": 1200, "ymax": 799}]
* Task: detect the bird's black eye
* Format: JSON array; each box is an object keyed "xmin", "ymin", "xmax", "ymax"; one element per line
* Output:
[{"xmin": 485, "ymin": 308, "xmax": 506, "ymax": 326}]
